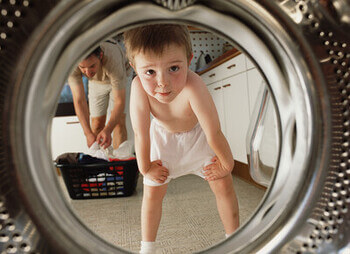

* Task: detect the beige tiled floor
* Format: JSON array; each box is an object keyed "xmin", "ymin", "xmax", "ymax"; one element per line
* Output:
[{"xmin": 59, "ymin": 174, "xmax": 266, "ymax": 253}]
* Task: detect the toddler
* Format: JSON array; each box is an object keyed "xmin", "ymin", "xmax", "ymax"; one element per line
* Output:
[{"xmin": 123, "ymin": 24, "xmax": 239, "ymax": 253}]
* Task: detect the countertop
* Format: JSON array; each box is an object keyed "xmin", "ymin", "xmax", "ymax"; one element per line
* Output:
[{"xmin": 196, "ymin": 48, "xmax": 241, "ymax": 75}]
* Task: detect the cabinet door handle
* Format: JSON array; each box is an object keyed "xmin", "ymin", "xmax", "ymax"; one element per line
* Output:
[
  {"xmin": 223, "ymin": 84, "xmax": 231, "ymax": 88},
  {"xmin": 209, "ymin": 73, "xmax": 216, "ymax": 77},
  {"xmin": 227, "ymin": 64, "xmax": 236, "ymax": 69},
  {"xmin": 66, "ymin": 121, "xmax": 80, "ymax": 124},
  {"xmin": 214, "ymin": 87, "xmax": 221, "ymax": 90}
]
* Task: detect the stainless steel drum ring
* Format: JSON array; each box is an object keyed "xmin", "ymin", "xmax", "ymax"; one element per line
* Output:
[{"xmin": 0, "ymin": 0, "xmax": 349, "ymax": 253}]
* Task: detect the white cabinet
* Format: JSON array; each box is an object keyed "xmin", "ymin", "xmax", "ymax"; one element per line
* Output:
[
  {"xmin": 201, "ymin": 53, "xmax": 246, "ymax": 85},
  {"xmin": 202, "ymin": 53, "xmax": 266, "ymax": 164},
  {"xmin": 208, "ymin": 73, "xmax": 250, "ymax": 163},
  {"xmin": 51, "ymin": 116, "xmax": 89, "ymax": 160},
  {"xmin": 222, "ymin": 73, "xmax": 250, "ymax": 163},
  {"xmin": 203, "ymin": 54, "xmax": 250, "ymax": 164}
]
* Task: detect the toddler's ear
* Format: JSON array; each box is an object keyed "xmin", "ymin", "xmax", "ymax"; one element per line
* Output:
[{"xmin": 129, "ymin": 61, "xmax": 137, "ymax": 74}]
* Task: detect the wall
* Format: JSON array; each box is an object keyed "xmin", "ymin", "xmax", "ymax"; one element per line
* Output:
[{"xmin": 189, "ymin": 30, "xmax": 227, "ymax": 72}]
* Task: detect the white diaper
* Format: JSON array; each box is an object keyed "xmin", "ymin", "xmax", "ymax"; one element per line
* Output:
[{"xmin": 143, "ymin": 119, "xmax": 215, "ymax": 186}]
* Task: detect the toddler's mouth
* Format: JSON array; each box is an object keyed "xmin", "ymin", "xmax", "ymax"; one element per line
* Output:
[{"xmin": 157, "ymin": 91, "xmax": 171, "ymax": 96}]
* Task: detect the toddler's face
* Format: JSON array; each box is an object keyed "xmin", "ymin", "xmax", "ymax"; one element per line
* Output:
[{"xmin": 133, "ymin": 43, "xmax": 189, "ymax": 104}]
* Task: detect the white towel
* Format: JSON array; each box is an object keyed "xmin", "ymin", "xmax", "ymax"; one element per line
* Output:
[
  {"xmin": 87, "ymin": 140, "xmax": 135, "ymax": 161},
  {"xmin": 87, "ymin": 142, "xmax": 109, "ymax": 161}
]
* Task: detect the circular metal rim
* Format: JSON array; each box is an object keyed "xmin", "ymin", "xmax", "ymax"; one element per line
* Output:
[{"xmin": 10, "ymin": 1, "xmax": 328, "ymax": 253}]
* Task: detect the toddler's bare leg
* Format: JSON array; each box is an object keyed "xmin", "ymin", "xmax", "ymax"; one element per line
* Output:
[
  {"xmin": 209, "ymin": 174, "xmax": 239, "ymax": 235},
  {"xmin": 142, "ymin": 184, "xmax": 168, "ymax": 241}
]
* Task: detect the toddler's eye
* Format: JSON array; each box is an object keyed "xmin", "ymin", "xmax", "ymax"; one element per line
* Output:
[
  {"xmin": 146, "ymin": 69, "xmax": 155, "ymax": 75},
  {"xmin": 169, "ymin": 66, "xmax": 179, "ymax": 72}
]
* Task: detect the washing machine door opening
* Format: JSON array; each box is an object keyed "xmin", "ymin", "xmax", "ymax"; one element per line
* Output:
[{"xmin": 2, "ymin": 1, "xmax": 349, "ymax": 254}]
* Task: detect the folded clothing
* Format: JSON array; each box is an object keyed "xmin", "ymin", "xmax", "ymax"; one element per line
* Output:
[
  {"xmin": 55, "ymin": 152, "xmax": 108, "ymax": 165},
  {"xmin": 81, "ymin": 182, "xmax": 106, "ymax": 192},
  {"xmin": 78, "ymin": 153, "xmax": 109, "ymax": 164}
]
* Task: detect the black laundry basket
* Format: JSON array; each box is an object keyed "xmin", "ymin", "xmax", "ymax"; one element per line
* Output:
[{"xmin": 57, "ymin": 159, "xmax": 139, "ymax": 199}]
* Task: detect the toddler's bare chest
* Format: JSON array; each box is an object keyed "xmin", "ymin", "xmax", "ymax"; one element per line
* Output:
[
  {"xmin": 152, "ymin": 103, "xmax": 192, "ymax": 119},
  {"xmin": 150, "ymin": 102, "xmax": 197, "ymax": 132}
]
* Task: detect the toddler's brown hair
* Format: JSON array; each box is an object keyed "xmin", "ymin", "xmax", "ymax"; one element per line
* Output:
[{"xmin": 123, "ymin": 24, "xmax": 192, "ymax": 66}]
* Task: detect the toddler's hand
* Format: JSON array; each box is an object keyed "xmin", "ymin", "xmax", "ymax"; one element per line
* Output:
[
  {"xmin": 145, "ymin": 160, "xmax": 169, "ymax": 184},
  {"xmin": 203, "ymin": 156, "xmax": 233, "ymax": 181}
]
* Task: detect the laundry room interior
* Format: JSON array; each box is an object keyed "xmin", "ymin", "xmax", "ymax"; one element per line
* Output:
[{"xmin": 52, "ymin": 25, "xmax": 278, "ymax": 254}]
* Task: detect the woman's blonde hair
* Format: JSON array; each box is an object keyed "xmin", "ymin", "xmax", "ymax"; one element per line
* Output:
[{"xmin": 123, "ymin": 24, "xmax": 192, "ymax": 65}]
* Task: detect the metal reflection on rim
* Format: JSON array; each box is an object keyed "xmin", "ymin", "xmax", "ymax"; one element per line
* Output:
[{"xmin": 12, "ymin": 1, "xmax": 331, "ymax": 253}]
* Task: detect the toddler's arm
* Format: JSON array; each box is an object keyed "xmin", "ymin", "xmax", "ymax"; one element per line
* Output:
[
  {"xmin": 188, "ymin": 72, "xmax": 234, "ymax": 180},
  {"xmin": 130, "ymin": 77, "xmax": 169, "ymax": 182},
  {"xmin": 130, "ymin": 77, "xmax": 152, "ymax": 174}
]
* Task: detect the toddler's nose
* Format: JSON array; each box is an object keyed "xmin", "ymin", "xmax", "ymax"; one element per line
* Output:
[
  {"xmin": 157, "ymin": 73, "xmax": 168, "ymax": 88},
  {"xmin": 157, "ymin": 81, "xmax": 166, "ymax": 88}
]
